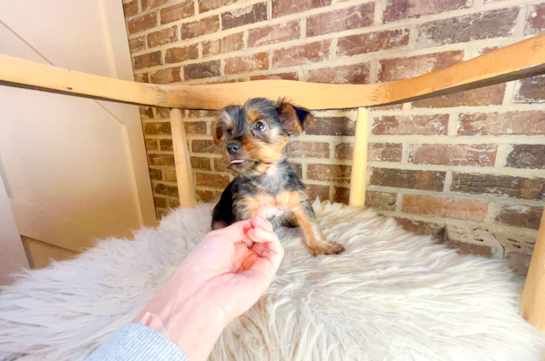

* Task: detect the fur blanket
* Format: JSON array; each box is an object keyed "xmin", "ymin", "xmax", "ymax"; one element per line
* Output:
[{"xmin": 1, "ymin": 202, "xmax": 544, "ymax": 360}]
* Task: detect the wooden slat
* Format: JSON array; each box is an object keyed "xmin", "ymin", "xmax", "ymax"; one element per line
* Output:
[
  {"xmin": 170, "ymin": 109, "xmax": 196, "ymax": 208},
  {"xmin": 1, "ymin": 33, "xmax": 545, "ymax": 109},
  {"xmin": 349, "ymin": 108, "xmax": 369, "ymax": 207},
  {"xmin": 521, "ymin": 207, "xmax": 545, "ymax": 332}
]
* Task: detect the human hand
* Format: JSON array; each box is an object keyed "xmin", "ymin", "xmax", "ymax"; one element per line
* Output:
[{"xmin": 133, "ymin": 205, "xmax": 284, "ymax": 361}]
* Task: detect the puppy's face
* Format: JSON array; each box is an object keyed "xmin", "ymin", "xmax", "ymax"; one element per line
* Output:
[{"xmin": 214, "ymin": 98, "xmax": 311, "ymax": 174}]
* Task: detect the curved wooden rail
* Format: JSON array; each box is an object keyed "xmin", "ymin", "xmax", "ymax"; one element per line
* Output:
[{"xmin": 1, "ymin": 33, "xmax": 545, "ymax": 109}]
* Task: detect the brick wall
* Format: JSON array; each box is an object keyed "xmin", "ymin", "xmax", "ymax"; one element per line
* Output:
[{"xmin": 124, "ymin": 0, "xmax": 545, "ymax": 266}]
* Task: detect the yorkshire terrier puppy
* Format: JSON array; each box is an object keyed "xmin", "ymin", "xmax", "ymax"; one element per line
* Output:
[{"xmin": 211, "ymin": 98, "xmax": 345, "ymax": 256}]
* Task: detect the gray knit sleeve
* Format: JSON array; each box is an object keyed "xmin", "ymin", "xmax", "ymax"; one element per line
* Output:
[{"xmin": 85, "ymin": 323, "xmax": 190, "ymax": 361}]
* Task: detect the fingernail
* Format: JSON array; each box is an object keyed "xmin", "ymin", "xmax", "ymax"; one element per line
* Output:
[{"xmin": 255, "ymin": 216, "xmax": 265, "ymax": 222}]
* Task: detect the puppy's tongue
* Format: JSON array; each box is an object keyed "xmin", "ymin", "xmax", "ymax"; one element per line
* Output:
[{"xmin": 231, "ymin": 159, "xmax": 244, "ymax": 164}]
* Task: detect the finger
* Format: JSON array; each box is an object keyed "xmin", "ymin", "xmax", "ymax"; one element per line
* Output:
[
  {"xmin": 250, "ymin": 206, "xmax": 273, "ymax": 233},
  {"xmin": 261, "ymin": 230, "xmax": 284, "ymax": 273},
  {"xmin": 209, "ymin": 219, "xmax": 253, "ymax": 245},
  {"xmin": 248, "ymin": 228, "xmax": 278, "ymax": 244}
]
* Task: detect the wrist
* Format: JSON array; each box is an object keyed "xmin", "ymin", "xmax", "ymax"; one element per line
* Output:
[{"xmin": 134, "ymin": 280, "xmax": 227, "ymax": 361}]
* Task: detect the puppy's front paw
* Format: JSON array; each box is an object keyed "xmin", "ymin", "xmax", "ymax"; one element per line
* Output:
[{"xmin": 309, "ymin": 241, "xmax": 345, "ymax": 256}]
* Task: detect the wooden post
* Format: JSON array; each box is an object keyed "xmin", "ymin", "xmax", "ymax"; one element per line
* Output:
[
  {"xmin": 170, "ymin": 109, "xmax": 196, "ymax": 208},
  {"xmin": 349, "ymin": 107, "xmax": 369, "ymax": 207},
  {"xmin": 521, "ymin": 207, "xmax": 545, "ymax": 331}
]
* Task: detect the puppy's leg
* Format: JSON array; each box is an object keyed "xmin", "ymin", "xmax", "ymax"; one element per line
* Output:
[{"xmin": 292, "ymin": 200, "xmax": 345, "ymax": 256}]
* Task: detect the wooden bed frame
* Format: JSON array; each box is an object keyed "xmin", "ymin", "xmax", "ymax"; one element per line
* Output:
[{"xmin": 1, "ymin": 33, "xmax": 545, "ymax": 332}]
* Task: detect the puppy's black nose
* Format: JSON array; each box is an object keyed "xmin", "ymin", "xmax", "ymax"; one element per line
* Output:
[{"xmin": 227, "ymin": 142, "xmax": 240, "ymax": 155}]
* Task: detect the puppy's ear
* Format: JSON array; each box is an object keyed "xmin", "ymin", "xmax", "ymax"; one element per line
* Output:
[
  {"xmin": 213, "ymin": 108, "xmax": 234, "ymax": 144},
  {"xmin": 213, "ymin": 120, "xmax": 223, "ymax": 145},
  {"xmin": 277, "ymin": 100, "xmax": 311, "ymax": 136}
]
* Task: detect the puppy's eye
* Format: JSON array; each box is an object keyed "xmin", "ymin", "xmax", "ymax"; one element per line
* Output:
[
  {"xmin": 254, "ymin": 121, "xmax": 268, "ymax": 132},
  {"xmin": 226, "ymin": 129, "xmax": 233, "ymax": 136}
]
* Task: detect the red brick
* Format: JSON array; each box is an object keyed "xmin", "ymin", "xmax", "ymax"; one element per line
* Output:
[
  {"xmin": 150, "ymin": 67, "xmax": 181, "ymax": 84},
  {"xmin": 372, "ymin": 114, "xmax": 448, "ymax": 135},
  {"xmin": 186, "ymin": 110, "xmax": 217, "ymax": 118},
  {"xmin": 451, "ymin": 173, "xmax": 545, "ymax": 200},
  {"xmin": 202, "ymin": 33, "xmax": 243, "ymax": 57},
  {"xmin": 191, "ymin": 157, "xmax": 212, "ymax": 170},
  {"xmin": 221, "ymin": 2, "xmax": 268, "ymax": 30},
  {"xmin": 526, "ymin": 3, "xmax": 545, "ymax": 35},
  {"xmin": 199, "ymin": 0, "xmax": 241, "ymax": 13},
  {"xmin": 290, "ymin": 162, "xmax": 303, "ymax": 178},
  {"xmin": 196, "ymin": 173, "xmax": 231, "ymax": 188},
  {"xmin": 165, "ymin": 45, "xmax": 199, "ymax": 64},
  {"xmin": 495, "ymin": 205, "xmax": 543, "ymax": 230},
  {"xmin": 135, "ymin": 73, "xmax": 150, "ymax": 83},
  {"xmin": 213, "ymin": 156, "xmax": 231, "ymax": 171},
  {"xmin": 273, "ymin": 0, "xmax": 332, "ymax": 18},
  {"xmin": 145, "ymin": 138, "xmax": 159, "ymax": 151},
  {"xmin": 306, "ymin": 184, "xmax": 330, "ymax": 201},
  {"xmin": 159, "ymin": 139, "xmax": 173, "ymax": 151},
  {"xmin": 250, "ymin": 72, "xmax": 298, "ymax": 81},
  {"xmin": 413, "ymin": 84, "xmax": 506, "ymax": 108},
  {"xmin": 248, "ymin": 21, "xmax": 300, "ymax": 48},
  {"xmin": 129, "ymin": 36, "xmax": 146, "ymax": 53},
  {"xmin": 402, "ymin": 195, "xmax": 488, "ymax": 221},
  {"xmin": 272, "ymin": 40, "xmax": 330, "ymax": 68},
  {"xmin": 134, "ymin": 51, "xmax": 162, "ymax": 70},
  {"xmin": 123, "ymin": 0, "xmax": 139, "ymax": 18},
  {"xmin": 395, "ymin": 218, "xmax": 444, "ymax": 239},
  {"xmin": 409, "ymin": 144, "xmax": 496, "ymax": 167},
  {"xmin": 154, "ymin": 196, "xmax": 167, "ymax": 208},
  {"xmin": 139, "ymin": 106, "xmax": 154, "ymax": 119},
  {"xmin": 184, "ymin": 121, "xmax": 208, "ymax": 135},
  {"xmin": 181, "ymin": 15, "xmax": 220, "ymax": 40},
  {"xmin": 128, "ymin": 12, "xmax": 158, "ymax": 34},
  {"xmin": 192, "ymin": 139, "xmax": 221, "ymax": 154},
  {"xmin": 305, "ymin": 116, "xmax": 355, "ymax": 136},
  {"xmin": 160, "ymin": 1, "xmax": 194, "ymax": 24},
  {"xmin": 333, "ymin": 186, "xmax": 350, "ymax": 204},
  {"xmin": 150, "ymin": 168, "xmax": 163, "ymax": 180},
  {"xmin": 416, "ymin": 8, "xmax": 518, "ymax": 48},
  {"xmin": 154, "ymin": 108, "xmax": 169, "ymax": 118},
  {"xmin": 307, "ymin": 63, "xmax": 370, "ymax": 84},
  {"xmin": 372, "ymin": 104, "xmax": 403, "ymax": 111},
  {"xmin": 379, "ymin": 51, "xmax": 463, "ymax": 82},
  {"xmin": 307, "ymin": 3, "xmax": 375, "ymax": 37},
  {"xmin": 369, "ymin": 143, "xmax": 402, "ymax": 162},
  {"xmin": 506, "ymin": 145, "xmax": 545, "ymax": 170},
  {"xmin": 458, "ymin": 111, "xmax": 545, "ymax": 136},
  {"xmin": 336, "ymin": 143, "xmax": 402, "ymax": 162},
  {"xmin": 184, "ymin": 61, "xmax": 221, "ymax": 80},
  {"xmin": 370, "ymin": 168, "xmax": 445, "ymax": 191},
  {"xmin": 307, "ymin": 164, "xmax": 351, "ymax": 184},
  {"xmin": 142, "ymin": 0, "xmax": 168, "ymax": 11},
  {"xmin": 168, "ymin": 198, "xmax": 181, "ymax": 208},
  {"xmin": 148, "ymin": 153, "xmax": 175, "ymax": 166},
  {"xmin": 224, "ymin": 52, "xmax": 269, "ymax": 75},
  {"xmin": 287, "ymin": 141, "xmax": 330, "ymax": 159},
  {"xmin": 384, "ymin": 0, "xmax": 469, "ymax": 23},
  {"xmin": 505, "ymin": 252, "xmax": 532, "ymax": 277},
  {"xmin": 337, "ymin": 29, "xmax": 410, "ymax": 57},
  {"xmin": 366, "ymin": 191, "xmax": 397, "ymax": 210},
  {"xmin": 514, "ymin": 75, "xmax": 545, "ymax": 104},
  {"xmin": 197, "ymin": 190, "xmax": 221, "ymax": 202},
  {"xmin": 147, "ymin": 26, "xmax": 178, "ymax": 48},
  {"xmin": 154, "ymin": 183, "xmax": 178, "ymax": 197},
  {"xmin": 163, "ymin": 169, "xmax": 177, "ymax": 182},
  {"xmin": 143, "ymin": 122, "xmax": 171, "ymax": 135}
]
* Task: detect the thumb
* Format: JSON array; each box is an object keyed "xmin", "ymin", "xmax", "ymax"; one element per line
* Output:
[{"xmin": 254, "ymin": 205, "xmax": 268, "ymax": 221}]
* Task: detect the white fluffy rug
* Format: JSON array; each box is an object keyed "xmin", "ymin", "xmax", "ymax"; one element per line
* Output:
[{"xmin": 1, "ymin": 202, "xmax": 544, "ymax": 361}]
